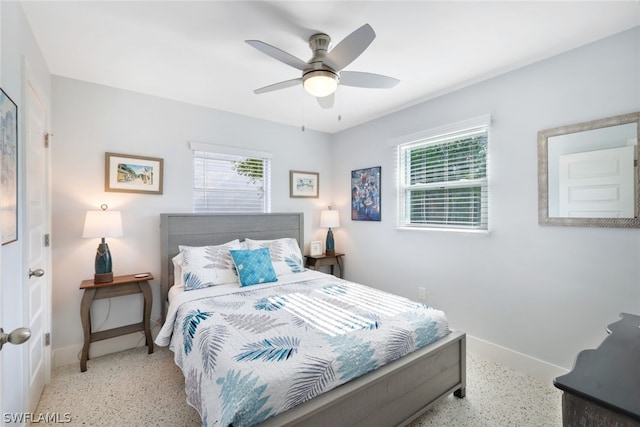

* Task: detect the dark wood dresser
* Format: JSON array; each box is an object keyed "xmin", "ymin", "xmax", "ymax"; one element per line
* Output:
[{"xmin": 553, "ymin": 313, "xmax": 640, "ymax": 426}]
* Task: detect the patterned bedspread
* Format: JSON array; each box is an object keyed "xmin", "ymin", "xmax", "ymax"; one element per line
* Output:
[{"xmin": 156, "ymin": 270, "xmax": 449, "ymax": 426}]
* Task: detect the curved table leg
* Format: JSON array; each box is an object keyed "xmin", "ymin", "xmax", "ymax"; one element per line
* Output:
[
  {"xmin": 80, "ymin": 288, "xmax": 96, "ymax": 372},
  {"xmin": 138, "ymin": 281, "xmax": 154, "ymax": 354},
  {"xmin": 336, "ymin": 256, "xmax": 344, "ymax": 278}
]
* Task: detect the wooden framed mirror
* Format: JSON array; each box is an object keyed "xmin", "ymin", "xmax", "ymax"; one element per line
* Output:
[{"xmin": 538, "ymin": 111, "xmax": 640, "ymax": 227}]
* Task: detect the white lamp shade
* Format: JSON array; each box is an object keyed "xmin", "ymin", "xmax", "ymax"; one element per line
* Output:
[
  {"xmin": 82, "ymin": 210, "xmax": 123, "ymax": 238},
  {"xmin": 303, "ymin": 70, "xmax": 339, "ymax": 98},
  {"xmin": 320, "ymin": 210, "xmax": 340, "ymax": 228}
]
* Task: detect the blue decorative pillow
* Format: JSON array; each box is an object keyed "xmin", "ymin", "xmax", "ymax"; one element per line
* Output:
[{"xmin": 229, "ymin": 248, "xmax": 278, "ymax": 287}]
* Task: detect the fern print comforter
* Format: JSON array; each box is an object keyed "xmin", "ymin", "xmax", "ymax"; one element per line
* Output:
[{"xmin": 156, "ymin": 270, "xmax": 449, "ymax": 427}]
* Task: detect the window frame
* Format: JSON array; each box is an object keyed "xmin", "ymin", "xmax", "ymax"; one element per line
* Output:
[
  {"xmin": 189, "ymin": 141, "xmax": 272, "ymax": 213},
  {"xmin": 394, "ymin": 115, "xmax": 490, "ymax": 232}
]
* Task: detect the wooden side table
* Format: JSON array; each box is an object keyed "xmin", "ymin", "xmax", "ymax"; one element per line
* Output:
[
  {"xmin": 305, "ymin": 253, "xmax": 344, "ymax": 278},
  {"xmin": 79, "ymin": 273, "xmax": 154, "ymax": 372}
]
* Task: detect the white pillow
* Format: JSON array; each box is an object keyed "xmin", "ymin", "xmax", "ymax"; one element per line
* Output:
[
  {"xmin": 172, "ymin": 253, "xmax": 184, "ymax": 287},
  {"xmin": 244, "ymin": 238, "xmax": 304, "ymax": 276},
  {"xmin": 179, "ymin": 239, "xmax": 241, "ymax": 290}
]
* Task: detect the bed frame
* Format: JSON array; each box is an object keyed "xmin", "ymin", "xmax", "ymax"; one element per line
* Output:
[{"xmin": 160, "ymin": 212, "xmax": 466, "ymax": 427}]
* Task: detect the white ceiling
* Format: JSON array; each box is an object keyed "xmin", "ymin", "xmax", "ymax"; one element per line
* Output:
[{"xmin": 19, "ymin": 1, "xmax": 640, "ymax": 134}]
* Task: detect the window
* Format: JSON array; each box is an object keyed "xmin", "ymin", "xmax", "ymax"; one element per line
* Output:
[
  {"xmin": 191, "ymin": 143, "xmax": 271, "ymax": 213},
  {"xmin": 397, "ymin": 120, "xmax": 488, "ymax": 230}
]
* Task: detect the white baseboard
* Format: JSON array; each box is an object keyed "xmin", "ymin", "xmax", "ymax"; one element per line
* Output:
[
  {"xmin": 52, "ymin": 344, "xmax": 82, "ymax": 368},
  {"xmin": 52, "ymin": 332, "xmax": 151, "ymax": 368},
  {"xmin": 467, "ymin": 334, "xmax": 568, "ymax": 383}
]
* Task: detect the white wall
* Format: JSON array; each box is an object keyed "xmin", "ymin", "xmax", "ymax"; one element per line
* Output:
[
  {"xmin": 50, "ymin": 77, "xmax": 334, "ymax": 365},
  {"xmin": 331, "ymin": 27, "xmax": 640, "ymax": 379},
  {"xmin": 50, "ymin": 26, "xmax": 640, "ymax": 382},
  {"xmin": 1, "ymin": 0, "xmax": 51, "ymax": 416}
]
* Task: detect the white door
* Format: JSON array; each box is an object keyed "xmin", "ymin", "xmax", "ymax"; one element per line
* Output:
[
  {"xmin": 0, "ymin": 1, "xmax": 3, "ymax": 414},
  {"xmin": 24, "ymin": 70, "xmax": 52, "ymax": 412},
  {"xmin": 0, "ymin": 213, "xmax": 3, "ymax": 422},
  {"xmin": 559, "ymin": 146, "xmax": 636, "ymax": 218}
]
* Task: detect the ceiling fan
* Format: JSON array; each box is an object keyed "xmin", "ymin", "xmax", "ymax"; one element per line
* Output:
[{"xmin": 246, "ymin": 24, "xmax": 399, "ymax": 108}]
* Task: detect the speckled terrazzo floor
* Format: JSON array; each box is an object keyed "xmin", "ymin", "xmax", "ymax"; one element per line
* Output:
[{"xmin": 36, "ymin": 346, "xmax": 562, "ymax": 426}]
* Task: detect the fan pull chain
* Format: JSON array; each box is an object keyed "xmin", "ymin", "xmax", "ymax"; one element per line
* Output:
[{"xmin": 301, "ymin": 88, "xmax": 306, "ymax": 132}]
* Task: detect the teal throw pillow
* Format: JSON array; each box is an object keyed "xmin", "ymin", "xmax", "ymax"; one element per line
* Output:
[{"xmin": 229, "ymin": 248, "xmax": 278, "ymax": 287}]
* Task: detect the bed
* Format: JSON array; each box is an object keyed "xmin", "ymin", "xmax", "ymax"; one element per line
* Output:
[{"xmin": 157, "ymin": 212, "xmax": 466, "ymax": 427}]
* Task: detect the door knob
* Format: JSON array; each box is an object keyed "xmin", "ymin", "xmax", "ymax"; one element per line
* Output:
[
  {"xmin": 29, "ymin": 268, "xmax": 45, "ymax": 278},
  {"xmin": 0, "ymin": 327, "xmax": 31, "ymax": 351}
]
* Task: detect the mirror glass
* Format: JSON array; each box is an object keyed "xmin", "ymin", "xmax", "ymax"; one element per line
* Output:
[{"xmin": 538, "ymin": 112, "xmax": 640, "ymax": 227}]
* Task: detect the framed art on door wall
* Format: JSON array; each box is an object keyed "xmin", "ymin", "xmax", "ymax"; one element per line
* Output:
[
  {"xmin": 351, "ymin": 166, "xmax": 381, "ymax": 221},
  {"xmin": 0, "ymin": 88, "xmax": 18, "ymax": 245}
]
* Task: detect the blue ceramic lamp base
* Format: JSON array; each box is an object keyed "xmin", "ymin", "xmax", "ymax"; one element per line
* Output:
[
  {"xmin": 325, "ymin": 228, "xmax": 335, "ymax": 256},
  {"xmin": 94, "ymin": 240, "xmax": 114, "ymax": 283}
]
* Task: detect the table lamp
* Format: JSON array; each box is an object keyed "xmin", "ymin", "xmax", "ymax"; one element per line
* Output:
[
  {"xmin": 82, "ymin": 204, "xmax": 123, "ymax": 283},
  {"xmin": 320, "ymin": 206, "xmax": 340, "ymax": 256}
]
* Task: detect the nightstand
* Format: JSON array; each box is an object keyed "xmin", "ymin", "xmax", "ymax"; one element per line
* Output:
[
  {"xmin": 79, "ymin": 273, "xmax": 154, "ymax": 372},
  {"xmin": 305, "ymin": 253, "xmax": 344, "ymax": 278}
]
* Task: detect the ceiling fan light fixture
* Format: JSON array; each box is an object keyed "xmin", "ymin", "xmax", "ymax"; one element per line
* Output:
[{"xmin": 303, "ymin": 70, "xmax": 339, "ymax": 98}]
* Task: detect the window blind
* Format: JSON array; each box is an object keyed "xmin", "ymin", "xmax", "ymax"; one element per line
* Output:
[
  {"xmin": 193, "ymin": 150, "xmax": 271, "ymax": 213},
  {"xmin": 399, "ymin": 127, "xmax": 488, "ymax": 230}
]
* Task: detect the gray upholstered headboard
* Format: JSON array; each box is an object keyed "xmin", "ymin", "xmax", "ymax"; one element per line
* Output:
[{"xmin": 159, "ymin": 212, "xmax": 304, "ymax": 321}]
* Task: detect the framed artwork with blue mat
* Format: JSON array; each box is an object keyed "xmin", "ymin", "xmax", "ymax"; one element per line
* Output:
[{"xmin": 351, "ymin": 166, "xmax": 381, "ymax": 221}]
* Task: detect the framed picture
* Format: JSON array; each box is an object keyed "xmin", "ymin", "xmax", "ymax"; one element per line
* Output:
[
  {"xmin": 105, "ymin": 152, "xmax": 164, "ymax": 194},
  {"xmin": 310, "ymin": 241, "xmax": 323, "ymax": 256},
  {"xmin": 351, "ymin": 166, "xmax": 381, "ymax": 221},
  {"xmin": 290, "ymin": 170, "xmax": 319, "ymax": 198},
  {"xmin": 0, "ymin": 88, "xmax": 18, "ymax": 245}
]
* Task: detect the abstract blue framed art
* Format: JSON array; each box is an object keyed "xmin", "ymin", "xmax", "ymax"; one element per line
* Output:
[
  {"xmin": 0, "ymin": 88, "xmax": 18, "ymax": 245},
  {"xmin": 351, "ymin": 166, "xmax": 381, "ymax": 221}
]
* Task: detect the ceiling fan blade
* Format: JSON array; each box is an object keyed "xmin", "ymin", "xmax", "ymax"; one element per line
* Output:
[
  {"xmin": 317, "ymin": 93, "xmax": 335, "ymax": 109},
  {"xmin": 340, "ymin": 71, "xmax": 399, "ymax": 89},
  {"xmin": 254, "ymin": 78, "xmax": 302, "ymax": 94},
  {"xmin": 245, "ymin": 40, "xmax": 308, "ymax": 71},
  {"xmin": 323, "ymin": 24, "xmax": 376, "ymax": 71}
]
